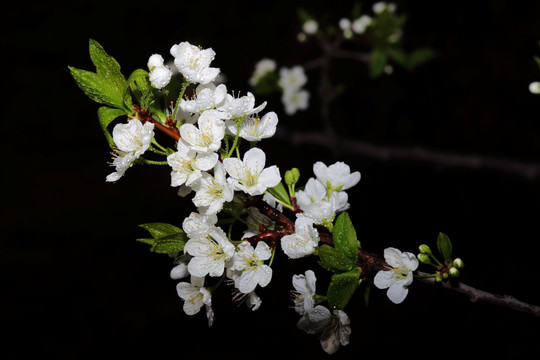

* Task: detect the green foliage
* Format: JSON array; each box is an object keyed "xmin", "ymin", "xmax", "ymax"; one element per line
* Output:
[
  {"xmin": 69, "ymin": 39, "xmax": 130, "ymax": 112},
  {"xmin": 137, "ymin": 223, "xmax": 188, "ymax": 254},
  {"xmin": 437, "ymin": 232, "xmax": 453, "ymax": 265},
  {"xmin": 97, "ymin": 106, "xmax": 127, "ymax": 148},
  {"xmin": 267, "ymin": 182, "xmax": 293, "ymax": 209},
  {"xmin": 318, "ymin": 244, "xmax": 357, "ymax": 272},
  {"xmin": 318, "ymin": 212, "xmax": 360, "ymax": 272},
  {"xmin": 327, "ymin": 267, "xmax": 362, "ymax": 310}
]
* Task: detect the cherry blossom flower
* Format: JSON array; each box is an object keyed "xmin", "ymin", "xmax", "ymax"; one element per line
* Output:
[
  {"xmin": 223, "ymin": 147, "xmax": 281, "ymax": 196},
  {"xmin": 176, "ymin": 276, "xmax": 214, "ymax": 326},
  {"xmin": 179, "ymin": 109, "xmax": 225, "ymax": 153},
  {"xmin": 297, "ymin": 306, "xmax": 351, "ymax": 354},
  {"xmin": 167, "ymin": 141, "xmax": 219, "ymax": 188},
  {"xmin": 278, "ymin": 66, "xmax": 307, "ymax": 92},
  {"xmin": 313, "ymin": 161, "xmax": 361, "ymax": 192},
  {"xmin": 281, "ymin": 89, "xmax": 310, "ymax": 115},
  {"xmin": 106, "ymin": 118, "xmax": 154, "ymax": 182},
  {"xmin": 191, "ymin": 162, "xmax": 234, "ymax": 215},
  {"xmin": 180, "ymin": 82, "xmax": 227, "ymax": 114},
  {"xmin": 182, "ymin": 211, "xmax": 218, "ymax": 238},
  {"xmin": 281, "ymin": 215, "xmax": 320, "ymax": 259},
  {"xmin": 374, "ymin": 247, "xmax": 419, "ymax": 304},
  {"xmin": 225, "ymin": 111, "xmax": 278, "ymax": 142},
  {"xmin": 352, "ymin": 15, "xmax": 372, "ymax": 34},
  {"xmin": 184, "ymin": 226, "xmax": 235, "ymax": 277},
  {"xmin": 170, "ymin": 41, "xmax": 220, "ymax": 84},
  {"xmin": 248, "ymin": 58, "xmax": 277, "ymax": 87},
  {"xmin": 229, "ymin": 241, "xmax": 273, "ymax": 294},
  {"xmin": 292, "ymin": 270, "xmax": 317, "ymax": 314},
  {"xmin": 217, "ymin": 91, "xmax": 267, "ymax": 120}
]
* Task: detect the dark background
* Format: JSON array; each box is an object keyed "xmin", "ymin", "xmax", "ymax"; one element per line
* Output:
[{"xmin": 3, "ymin": 0, "xmax": 540, "ymax": 358}]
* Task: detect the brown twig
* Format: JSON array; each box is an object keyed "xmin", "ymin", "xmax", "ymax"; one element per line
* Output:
[
  {"xmin": 132, "ymin": 104, "xmax": 180, "ymax": 142},
  {"xmin": 416, "ymin": 272, "xmax": 540, "ymax": 317}
]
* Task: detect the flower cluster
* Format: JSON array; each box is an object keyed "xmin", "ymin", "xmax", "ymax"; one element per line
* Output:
[{"xmin": 70, "ymin": 38, "xmax": 459, "ymax": 355}]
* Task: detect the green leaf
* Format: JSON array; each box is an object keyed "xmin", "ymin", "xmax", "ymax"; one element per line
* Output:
[
  {"xmin": 327, "ymin": 267, "xmax": 362, "ymax": 310},
  {"xmin": 69, "ymin": 66, "xmax": 125, "ymax": 109},
  {"xmin": 437, "ymin": 232, "xmax": 453, "ymax": 264},
  {"xmin": 318, "ymin": 244, "xmax": 356, "ymax": 272},
  {"xmin": 89, "ymin": 39, "xmax": 126, "ymax": 93},
  {"xmin": 126, "ymin": 69, "xmax": 155, "ymax": 110},
  {"xmin": 267, "ymin": 182, "xmax": 292, "ymax": 208},
  {"xmin": 97, "ymin": 106, "xmax": 127, "ymax": 148},
  {"xmin": 332, "ymin": 212, "xmax": 360, "ymax": 261},
  {"xmin": 137, "ymin": 222, "xmax": 188, "ymax": 254},
  {"xmin": 370, "ymin": 48, "xmax": 387, "ymax": 77},
  {"xmin": 404, "ymin": 48, "xmax": 437, "ymax": 70}
]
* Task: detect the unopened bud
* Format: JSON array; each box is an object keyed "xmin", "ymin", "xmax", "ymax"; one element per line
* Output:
[
  {"xmin": 434, "ymin": 273, "xmax": 443, "ymax": 283},
  {"xmin": 285, "ymin": 168, "xmax": 300, "ymax": 186},
  {"xmin": 453, "ymin": 258, "xmax": 464, "ymax": 269},
  {"xmin": 417, "ymin": 253, "xmax": 431, "ymax": 265},
  {"xmin": 418, "ymin": 244, "xmax": 432, "ymax": 255},
  {"xmin": 442, "ymin": 272, "xmax": 449, "ymax": 280},
  {"xmin": 449, "ymin": 267, "xmax": 460, "ymax": 278}
]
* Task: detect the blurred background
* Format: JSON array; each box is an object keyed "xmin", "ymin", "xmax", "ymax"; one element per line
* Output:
[{"xmin": 2, "ymin": 0, "xmax": 540, "ymax": 358}]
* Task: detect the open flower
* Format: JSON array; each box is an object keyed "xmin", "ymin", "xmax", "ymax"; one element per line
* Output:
[
  {"xmin": 217, "ymin": 92, "xmax": 267, "ymax": 120},
  {"xmin": 182, "ymin": 211, "xmax": 218, "ymax": 239},
  {"xmin": 281, "ymin": 88, "xmax": 309, "ymax": 115},
  {"xmin": 170, "ymin": 41, "xmax": 220, "ymax": 84},
  {"xmin": 223, "ymin": 147, "xmax": 281, "ymax": 196},
  {"xmin": 278, "ymin": 66, "xmax": 307, "ymax": 92},
  {"xmin": 313, "ymin": 161, "xmax": 361, "ymax": 192},
  {"xmin": 167, "ymin": 141, "xmax": 219, "ymax": 188},
  {"xmin": 179, "ymin": 109, "xmax": 225, "ymax": 153},
  {"xmin": 225, "ymin": 111, "xmax": 278, "ymax": 142},
  {"xmin": 249, "ymin": 58, "xmax": 277, "ymax": 87},
  {"xmin": 229, "ymin": 241, "xmax": 273, "ymax": 294},
  {"xmin": 184, "ymin": 226, "xmax": 235, "ymax": 277},
  {"xmin": 292, "ymin": 270, "xmax": 317, "ymax": 314},
  {"xmin": 191, "ymin": 162, "xmax": 234, "ymax": 215},
  {"xmin": 281, "ymin": 215, "xmax": 320, "ymax": 259},
  {"xmin": 297, "ymin": 306, "xmax": 351, "ymax": 355},
  {"xmin": 176, "ymin": 276, "xmax": 214, "ymax": 326},
  {"xmin": 374, "ymin": 247, "xmax": 419, "ymax": 304},
  {"xmin": 180, "ymin": 82, "xmax": 227, "ymax": 114},
  {"xmin": 106, "ymin": 118, "xmax": 154, "ymax": 182}
]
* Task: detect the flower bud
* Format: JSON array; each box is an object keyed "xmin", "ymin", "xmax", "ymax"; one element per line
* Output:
[
  {"xmin": 417, "ymin": 253, "xmax": 431, "ymax": 265},
  {"xmin": 285, "ymin": 168, "xmax": 300, "ymax": 186},
  {"xmin": 418, "ymin": 244, "xmax": 432, "ymax": 255},
  {"xmin": 449, "ymin": 267, "xmax": 460, "ymax": 278},
  {"xmin": 434, "ymin": 273, "xmax": 443, "ymax": 283},
  {"xmin": 442, "ymin": 272, "xmax": 449, "ymax": 280},
  {"xmin": 452, "ymin": 258, "xmax": 464, "ymax": 269}
]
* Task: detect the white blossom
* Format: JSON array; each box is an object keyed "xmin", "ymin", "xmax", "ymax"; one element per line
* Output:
[
  {"xmin": 297, "ymin": 306, "xmax": 351, "ymax": 355},
  {"xmin": 373, "ymin": 1, "xmax": 397, "ymax": 14},
  {"xmin": 374, "ymin": 247, "xmax": 419, "ymax": 304},
  {"xmin": 184, "ymin": 226, "xmax": 235, "ymax": 277},
  {"xmin": 179, "ymin": 109, "xmax": 225, "ymax": 153},
  {"xmin": 170, "ymin": 262, "xmax": 189, "ymax": 280},
  {"xmin": 148, "ymin": 54, "xmax": 172, "ymax": 89},
  {"xmin": 281, "ymin": 215, "xmax": 320, "ymax": 259},
  {"xmin": 529, "ymin": 81, "xmax": 540, "ymax": 94},
  {"xmin": 217, "ymin": 91, "xmax": 267, "ymax": 120},
  {"xmin": 278, "ymin": 66, "xmax": 307, "ymax": 92},
  {"xmin": 167, "ymin": 141, "xmax": 219, "ymax": 187},
  {"xmin": 170, "ymin": 41, "xmax": 220, "ymax": 84},
  {"xmin": 106, "ymin": 118, "xmax": 154, "ymax": 182},
  {"xmin": 223, "ymin": 147, "xmax": 281, "ymax": 196},
  {"xmin": 182, "ymin": 211, "xmax": 218, "ymax": 239},
  {"xmin": 230, "ymin": 241, "xmax": 273, "ymax": 294},
  {"xmin": 352, "ymin": 15, "xmax": 372, "ymax": 34},
  {"xmin": 281, "ymin": 88, "xmax": 309, "ymax": 115},
  {"xmin": 249, "ymin": 58, "xmax": 277, "ymax": 87},
  {"xmin": 226, "ymin": 111, "xmax": 278, "ymax": 142},
  {"xmin": 180, "ymin": 83, "xmax": 227, "ymax": 114},
  {"xmin": 338, "ymin": 18, "xmax": 351, "ymax": 31},
  {"xmin": 292, "ymin": 270, "xmax": 317, "ymax": 314},
  {"xmin": 313, "ymin": 161, "xmax": 361, "ymax": 192},
  {"xmin": 176, "ymin": 276, "xmax": 212, "ymax": 316},
  {"xmin": 302, "ymin": 19, "xmax": 319, "ymax": 35},
  {"xmin": 191, "ymin": 162, "xmax": 234, "ymax": 215}
]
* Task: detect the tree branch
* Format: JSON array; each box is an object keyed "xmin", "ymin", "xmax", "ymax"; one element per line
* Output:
[
  {"xmin": 275, "ymin": 127, "xmax": 540, "ymax": 179},
  {"xmin": 416, "ymin": 272, "xmax": 540, "ymax": 317}
]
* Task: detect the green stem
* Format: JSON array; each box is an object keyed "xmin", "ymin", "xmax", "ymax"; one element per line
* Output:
[
  {"xmin": 137, "ymin": 158, "xmax": 169, "ymax": 165},
  {"xmin": 268, "ymin": 247, "xmax": 277, "ymax": 267},
  {"xmin": 226, "ymin": 118, "xmax": 244, "ymax": 158},
  {"xmin": 172, "ymin": 81, "xmax": 192, "ymax": 120}
]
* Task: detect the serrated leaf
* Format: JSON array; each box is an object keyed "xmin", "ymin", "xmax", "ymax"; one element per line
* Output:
[
  {"xmin": 318, "ymin": 244, "xmax": 356, "ymax": 272},
  {"xmin": 69, "ymin": 66, "xmax": 125, "ymax": 109},
  {"xmin": 89, "ymin": 39, "xmax": 126, "ymax": 93},
  {"xmin": 126, "ymin": 69, "xmax": 156, "ymax": 110},
  {"xmin": 97, "ymin": 106, "xmax": 127, "ymax": 148},
  {"xmin": 139, "ymin": 222, "xmax": 183, "ymax": 238},
  {"xmin": 332, "ymin": 212, "xmax": 360, "ymax": 261},
  {"xmin": 327, "ymin": 267, "xmax": 362, "ymax": 310},
  {"xmin": 437, "ymin": 232, "xmax": 453, "ymax": 264}
]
